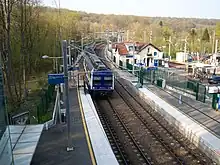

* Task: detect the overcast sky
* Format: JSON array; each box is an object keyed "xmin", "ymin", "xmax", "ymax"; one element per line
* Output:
[{"xmin": 42, "ymin": 0, "xmax": 220, "ymax": 19}]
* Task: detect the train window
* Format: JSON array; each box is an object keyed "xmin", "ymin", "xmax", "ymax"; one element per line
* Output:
[
  {"xmin": 93, "ymin": 76, "xmax": 101, "ymax": 80},
  {"xmin": 104, "ymin": 77, "xmax": 112, "ymax": 80},
  {"xmin": 104, "ymin": 80, "xmax": 112, "ymax": 86},
  {"xmin": 93, "ymin": 81, "xmax": 101, "ymax": 85}
]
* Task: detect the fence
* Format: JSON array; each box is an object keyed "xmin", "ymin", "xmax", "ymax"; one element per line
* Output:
[
  {"xmin": 8, "ymin": 84, "xmax": 56, "ymax": 125},
  {"xmin": 124, "ymin": 64, "xmax": 208, "ymax": 103},
  {"xmin": 143, "ymin": 68, "xmax": 208, "ymax": 103},
  {"xmin": 43, "ymin": 87, "xmax": 60, "ymax": 129},
  {"xmin": 36, "ymin": 85, "xmax": 55, "ymax": 124}
]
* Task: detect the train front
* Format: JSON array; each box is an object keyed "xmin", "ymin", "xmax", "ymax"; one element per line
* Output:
[{"xmin": 91, "ymin": 69, "xmax": 114, "ymax": 96}]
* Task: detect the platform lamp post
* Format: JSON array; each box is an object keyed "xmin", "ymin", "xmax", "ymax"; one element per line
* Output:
[
  {"xmin": 62, "ymin": 40, "xmax": 74, "ymax": 152},
  {"xmin": 42, "ymin": 55, "xmax": 63, "ymax": 73}
]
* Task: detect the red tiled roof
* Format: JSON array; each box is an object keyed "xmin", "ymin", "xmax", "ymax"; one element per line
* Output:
[
  {"xmin": 114, "ymin": 42, "xmax": 160, "ymax": 56},
  {"xmin": 115, "ymin": 43, "xmax": 128, "ymax": 55}
]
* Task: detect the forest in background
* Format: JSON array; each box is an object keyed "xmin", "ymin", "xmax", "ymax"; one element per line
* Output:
[
  {"xmin": 78, "ymin": 11, "xmax": 220, "ymax": 55},
  {"xmin": 1, "ymin": 0, "xmax": 220, "ymax": 112}
]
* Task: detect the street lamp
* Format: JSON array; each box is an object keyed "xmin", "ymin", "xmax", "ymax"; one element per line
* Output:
[
  {"xmin": 42, "ymin": 55, "xmax": 63, "ymax": 73},
  {"xmin": 42, "ymin": 55, "xmax": 49, "ymax": 59},
  {"xmin": 42, "ymin": 55, "xmax": 63, "ymax": 59}
]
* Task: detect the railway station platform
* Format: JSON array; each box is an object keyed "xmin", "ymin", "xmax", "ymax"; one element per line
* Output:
[
  {"xmin": 31, "ymin": 87, "xmax": 94, "ymax": 165},
  {"xmin": 110, "ymin": 61, "xmax": 220, "ymax": 164},
  {"xmin": 31, "ymin": 78, "xmax": 118, "ymax": 165}
]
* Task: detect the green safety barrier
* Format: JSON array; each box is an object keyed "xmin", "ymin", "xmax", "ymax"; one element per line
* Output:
[
  {"xmin": 120, "ymin": 62, "xmax": 208, "ymax": 103},
  {"xmin": 37, "ymin": 85, "xmax": 55, "ymax": 124}
]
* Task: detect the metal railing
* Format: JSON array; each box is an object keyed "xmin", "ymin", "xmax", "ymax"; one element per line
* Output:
[{"xmin": 44, "ymin": 86, "xmax": 61, "ymax": 130}]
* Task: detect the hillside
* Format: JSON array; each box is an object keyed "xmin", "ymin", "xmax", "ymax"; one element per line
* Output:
[
  {"xmin": 78, "ymin": 11, "xmax": 219, "ymax": 31},
  {"xmin": 71, "ymin": 10, "xmax": 220, "ymax": 55}
]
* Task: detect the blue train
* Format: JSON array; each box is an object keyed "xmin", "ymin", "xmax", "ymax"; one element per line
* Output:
[{"xmin": 83, "ymin": 47, "xmax": 114, "ymax": 96}]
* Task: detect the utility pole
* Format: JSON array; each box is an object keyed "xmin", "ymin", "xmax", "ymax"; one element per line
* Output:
[
  {"xmin": 168, "ymin": 36, "xmax": 171, "ymax": 60},
  {"xmin": 149, "ymin": 30, "xmax": 152, "ymax": 43},
  {"xmin": 184, "ymin": 38, "xmax": 188, "ymax": 71},
  {"xmin": 81, "ymin": 34, "xmax": 84, "ymax": 50},
  {"xmin": 144, "ymin": 31, "xmax": 146, "ymax": 43},
  {"xmin": 184, "ymin": 38, "xmax": 187, "ymax": 61},
  {"xmin": 212, "ymin": 31, "xmax": 216, "ymax": 54},
  {"xmin": 62, "ymin": 40, "xmax": 73, "ymax": 152},
  {"xmin": 68, "ymin": 40, "xmax": 71, "ymax": 65},
  {"xmin": 132, "ymin": 42, "xmax": 135, "ymax": 74},
  {"xmin": 127, "ymin": 30, "xmax": 129, "ymax": 41},
  {"xmin": 215, "ymin": 39, "xmax": 218, "ymax": 54}
]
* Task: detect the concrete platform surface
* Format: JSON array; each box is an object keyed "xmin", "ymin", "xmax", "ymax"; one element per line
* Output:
[
  {"xmin": 79, "ymin": 88, "xmax": 119, "ymax": 165},
  {"xmin": 10, "ymin": 124, "xmax": 44, "ymax": 165},
  {"xmin": 31, "ymin": 88, "xmax": 93, "ymax": 165},
  {"xmin": 146, "ymin": 84, "xmax": 220, "ymax": 137}
]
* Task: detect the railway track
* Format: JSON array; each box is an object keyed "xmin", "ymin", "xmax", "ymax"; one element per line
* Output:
[
  {"xmin": 95, "ymin": 99, "xmax": 154, "ymax": 165},
  {"xmin": 94, "ymin": 45, "xmax": 215, "ymax": 164},
  {"xmin": 94, "ymin": 101, "xmax": 130, "ymax": 165},
  {"xmin": 113, "ymin": 79, "xmax": 215, "ymax": 165}
]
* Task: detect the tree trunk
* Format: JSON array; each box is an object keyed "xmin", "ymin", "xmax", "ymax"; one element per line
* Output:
[{"xmin": 5, "ymin": 0, "xmax": 19, "ymax": 102}]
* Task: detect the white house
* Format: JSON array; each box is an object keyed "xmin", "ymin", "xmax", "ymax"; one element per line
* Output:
[
  {"xmin": 138, "ymin": 43, "xmax": 163, "ymax": 67},
  {"xmin": 110, "ymin": 42, "xmax": 163, "ymax": 68}
]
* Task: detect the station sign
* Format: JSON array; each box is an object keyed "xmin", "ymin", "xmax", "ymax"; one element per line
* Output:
[{"xmin": 48, "ymin": 73, "xmax": 64, "ymax": 85}]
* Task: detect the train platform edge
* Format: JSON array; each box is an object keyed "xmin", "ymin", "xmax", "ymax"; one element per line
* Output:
[{"xmin": 78, "ymin": 86, "xmax": 119, "ymax": 165}]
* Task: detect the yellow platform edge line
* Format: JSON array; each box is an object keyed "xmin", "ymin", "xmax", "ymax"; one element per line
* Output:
[{"xmin": 77, "ymin": 87, "xmax": 97, "ymax": 165}]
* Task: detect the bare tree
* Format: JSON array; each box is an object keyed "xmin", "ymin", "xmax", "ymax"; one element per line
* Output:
[{"xmin": 0, "ymin": 0, "xmax": 19, "ymax": 103}]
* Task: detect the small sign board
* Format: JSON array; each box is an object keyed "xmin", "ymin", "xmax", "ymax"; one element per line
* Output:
[
  {"xmin": 134, "ymin": 63, "xmax": 145, "ymax": 66},
  {"xmin": 218, "ymin": 94, "xmax": 220, "ymax": 109},
  {"xmin": 48, "ymin": 73, "xmax": 64, "ymax": 85},
  {"xmin": 126, "ymin": 55, "xmax": 134, "ymax": 58}
]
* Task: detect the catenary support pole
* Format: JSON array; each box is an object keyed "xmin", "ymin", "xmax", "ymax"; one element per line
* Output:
[{"xmin": 62, "ymin": 40, "xmax": 73, "ymax": 151}]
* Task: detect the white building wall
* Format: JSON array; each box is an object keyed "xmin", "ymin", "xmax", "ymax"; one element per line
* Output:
[
  {"xmin": 176, "ymin": 52, "xmax": 188, "ymax": 63},
  {"xmin": 115, "ymin": 52, "xmax": 120, "ymax": 66},
  {"xmin": 138, "ymin": 45, "xmax": 162, "ymax": 67}
]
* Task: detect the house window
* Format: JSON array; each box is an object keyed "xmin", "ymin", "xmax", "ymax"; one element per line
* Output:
[
  {"xmin": 147, "ymin": 48, "xmax": 150, "ymax": 53},
  {"xmin": 154, "ymin": 60, "xmax": 158, "ymax": 67},
  {"xmin": 154, "ymin": 52, "xmax": 157, "ymax": 56},
  {"xmin": 113, "ymin": 56, "xmax": 116, "ymax": 62},
  {"xmin": 128, "ymin": 46, "xmax": 134, "ymax": 51}
]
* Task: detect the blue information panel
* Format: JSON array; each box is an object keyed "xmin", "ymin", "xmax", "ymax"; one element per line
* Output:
[
  {"xmin": 126, "ymin": 55, "xmax": 134, "ymax": 58},
  {"xmin": 218, "ymin": 94, "xmax": 220, "ymax": 110},
  {"xmin": 48, "ymin": 74, "xmax": 64, "ymax": 85}
]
